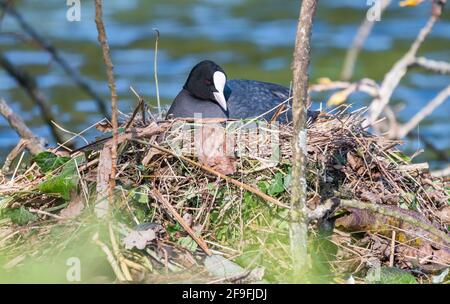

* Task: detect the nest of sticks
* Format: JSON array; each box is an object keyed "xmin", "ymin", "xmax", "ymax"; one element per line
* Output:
[{"xmin": 0, "ymin": 105, "xmax": 449, "ymax": 283}]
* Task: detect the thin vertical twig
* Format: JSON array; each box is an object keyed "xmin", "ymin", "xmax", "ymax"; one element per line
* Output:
[
  {"xmin": 94, "ymin": 0, "xmax": 118, "ymax": 204},
  {"xmin": 153, "ymin": 29, "xmax": 161, "ymax": 119},
  {"xmin": 290, "ymin": 0, "xmax": 318, "ymax": 280}
]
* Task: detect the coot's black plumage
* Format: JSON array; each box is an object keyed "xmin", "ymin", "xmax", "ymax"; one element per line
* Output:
[{"xmin": 167, "ymin": 60, "xmax": 307, "ymax": 123}]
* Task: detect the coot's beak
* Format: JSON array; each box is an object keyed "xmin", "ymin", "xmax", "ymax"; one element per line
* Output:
[{"xmin": 212, "ymin": 71, "xmax": 227, "ymax": 112}]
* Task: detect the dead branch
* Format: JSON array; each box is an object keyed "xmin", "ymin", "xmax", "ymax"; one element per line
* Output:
[
  {"xmin": 337, "ymin": 198, "xmax": 450, "ymax": 245},
  {"xmin": 413, "ymin": 56, "xmax": 450, "ymax": 74},
  {"xmin": 0, "ymin": 98, "xmax": 45, "ymax": 156},
  {"xmin": 151, "ymin": 189, "xmax": 212, "ymax": 256},
  {"xmin": 290, "ymin": 0, "xmax": 318, "ymax": 277},
  {"xmin": 94, "ymin": 0, "xmax": 119, "ymax": 204},
  {"xmin": 0, "ymin": 1, "xmax": 109, "ymax": 118}
]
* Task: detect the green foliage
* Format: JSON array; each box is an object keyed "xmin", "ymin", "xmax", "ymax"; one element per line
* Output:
[
  {"xmin": 129, "ymin": 186, "xmax": 150, "ymax": 204},
  {"xmin": 257, "ymin": 172, "xmax": 290, "ymax": 197},
  {"xmin": 388, "ymin": 151, "xmax": 412, "ymax": 164},
  {"xmin": 177, "ymin": 236, "xmax": 198, "ymax": 252},
  {"xmin": 0, "ymin": 207, "xmax": 37, "ymax": 225},
  {"xmin": 267, "ymin": 173, "xmax": 285, "ymax": 196},
  {"xmin": 366, "ymin": 267, "xmax": 417, "ymax": 284},
  {"xmin": 38, "ymin": 158, "xmax": 80, "ymax": 200},
  {"xmin": 33, "ymin": 152, "xmax": 71, "ymax": 173}
]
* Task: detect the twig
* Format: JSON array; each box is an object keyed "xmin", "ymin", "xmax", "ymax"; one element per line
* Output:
[
  {"xmin": 95, "ymin": 0, "xmax": 118, "ymax": 204},
  {"xmin": 0, "ymin": 53, "xmax": 64, "ymax": 143},
  {"xmin": 1, "ymin": 139, "xmax": 26, "ymax": 172},
  {"xmin": 150, "ymin": 189, "xmax": 212, "ymax": 256},
  {"xmin": 109, "ymin": 223, "xmax": 132, "ymax": 281},
  {"xmin": 396, "ymin": 84, "xmax": 450, "ymax": 138},
  {"xmin": 389, "ymin": 230, "xmax": 396, "ymax": 267},
  {"xmin": 92, "ymin": 232, "xmax": 126, "ymax": 282},
  {"xmin": 341, "ymin": 0, "xmax": 391, "ymax": 80},
  {"xmin": 153, "ymin": 29, "xmax": 161, "ymax": 119},
  {"xmin": 413, "ymin": 57, "xmax": 450, "ymax": 74},
  {"xmin": 28, "ymin": 207, "xmax": 65, "ymax": 220},
  {"xmin": 0, "ymin": 98, "xmax": 45, "ymax": 155},
  {"xmin": 0, "ymin": 1, "xmax": 109, "ymax": 117},
  {"xmin": 10, "ymin": 150, "xmax": 24, "ymax": 183}
]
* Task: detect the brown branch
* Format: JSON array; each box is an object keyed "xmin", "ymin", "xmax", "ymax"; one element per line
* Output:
[
  {"xmin": 150, "ymin": 189, "xmax": 212, "ymax": 256},
  {"xmin": 0, "ymin": 1, "xmax": 109, "ymax": 118},
  {"xmin": 0, "ymin": 98, "xmax": 45, "ymax": 156},
  {"xmin": 290, "ymin": 0, "xmax": 318, "ymax": 277},
  {"xmin": 0, "ymin": 53, "xmax": 64, "ymax": 143},
  {"xmin": 337, "ymin": 199, "xmax": 450, "ymax": 245},
  {"xmin": 1, "ymin": 139, "xmax": 26, "ymax": 173},
  {"xmin": 94, "ymin": 0, "xmax": 118, "ymax": 204}
]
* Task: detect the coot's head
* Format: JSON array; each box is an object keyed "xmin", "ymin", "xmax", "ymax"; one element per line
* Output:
[{"xmin": 183, "ymin": 60, "xmax": 228, "ymax": 112}]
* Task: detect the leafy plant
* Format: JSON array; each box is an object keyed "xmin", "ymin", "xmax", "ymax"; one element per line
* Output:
[
  {"xmin": 38, "ymin": 158, "xmax": 80, "ymax": 200},
  {"xmin": 33, "ymin": 152, "xmax": 71, "ymax": 173},
  {"xmin": 0, "ymin": 207, "xmax": 37, "ymax": 225}
]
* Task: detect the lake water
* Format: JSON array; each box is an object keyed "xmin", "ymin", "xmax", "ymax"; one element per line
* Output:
[{"xmin": 0, "ymin": 0, "xmax": 449, "ymax": 168}]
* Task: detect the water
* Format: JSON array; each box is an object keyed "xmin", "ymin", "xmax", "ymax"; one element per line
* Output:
[{"xmin": 0, "ymin": 0, "xmax": 449, "ymax": 168}]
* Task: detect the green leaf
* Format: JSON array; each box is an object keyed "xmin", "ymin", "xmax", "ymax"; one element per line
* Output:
[
  {"xmin": 33, "ymin": 152, "xmax": 71, "ymax": 173},
  {"xmin": 177, "ymin": 236, "xmax": 198, "ymax": 252},
  {"xmin": 129, "ymin": 186, "xmax": 150, "ymax": 204},
  {"xmin": 389, "ymin": 151, "xmax": 412, "ymax": 164},
  {"xmin": 268, "ymin": 173, "xmax": 285, "ymax": 196},
  {"xmin": 366, "ymin": 267, "xmax": 417, "ymax": 284},
  {"xmin": 38, "ymin": 159, "xmax": 79, "ymax": 200},
  {"xmin": 257, "ymin": 181, "xmax": 269, "ymax": 194},
  {"xmin": 0, "ymin": 207, "xmax": 37, "ymax": 225}
]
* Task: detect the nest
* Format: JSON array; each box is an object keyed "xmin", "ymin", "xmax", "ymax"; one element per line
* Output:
[{"xmin": 0, "ymin": 106, "xmax": 449, "ymax": 283}]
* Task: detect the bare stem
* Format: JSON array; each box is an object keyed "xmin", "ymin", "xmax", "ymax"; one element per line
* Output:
[
  {"xmin": 94, "ymin": 0, "xmax": 118, "ymax": 204},
  {"xmin": 290, "ymin": 0, "xmax": 318, "ymax": 279}
]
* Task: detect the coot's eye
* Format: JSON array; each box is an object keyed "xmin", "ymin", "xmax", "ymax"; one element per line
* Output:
[{"xmin": 204, "ymin": 79, "xmax": 212, "ymax": 86}]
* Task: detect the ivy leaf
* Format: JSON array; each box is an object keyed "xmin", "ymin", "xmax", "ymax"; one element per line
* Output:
[
  {"xmin": 268, "ymin": 173, "xmax": 285, "ymax": 196},
  {"xmin": 0, "ymin": 207, "xmax": 37, "ymax": 225},
  {"xmin": 129, "ymin": 186, "xmax": 150, "ymax": 204},
  {"xmin": 33, "ymin": 152, "xmax": 71, "ymax": 173},
  {"xmin": 177, "ymin": 236, "xmax": 198, "ymax": 252},
  {"xmin": 38, "ymin": 158, "xmax": 79, "ymax": 200},
  {"xmin": 366, "ymin": 267, "xmax": 417, "ymax": 284}
]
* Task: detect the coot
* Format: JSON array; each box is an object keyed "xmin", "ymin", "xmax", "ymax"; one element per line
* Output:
[{"xmin": 167, "ymin": 60, "xmax": 309, "ymax": 123}]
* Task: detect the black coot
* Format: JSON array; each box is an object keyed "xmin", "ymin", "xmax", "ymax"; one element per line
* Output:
[{"xmin": 167, "ymin": 60, "xmax": 307, "ymax": 123}]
